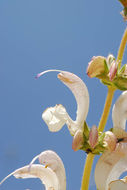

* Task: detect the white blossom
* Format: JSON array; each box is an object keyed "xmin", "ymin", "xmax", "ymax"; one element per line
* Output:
[
  {"xmin": 0, "ymin": 150, "xmax": 66, "ymax": 190},
  {"xmin": 95, "ymin": 91, "xmax": 127, "ymax": 190},
  {"xmin": 40, "ymin": 70, "xmax": 89, "ymax": 136}
]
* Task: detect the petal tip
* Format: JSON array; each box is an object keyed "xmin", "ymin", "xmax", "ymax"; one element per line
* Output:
[
  {"xmin": 57, "ymin": 72, "xmax": 74, "ymax": 84},
  {"xmin": 35, "ymin": 73, "xmax": 41, "ymax": 79}
]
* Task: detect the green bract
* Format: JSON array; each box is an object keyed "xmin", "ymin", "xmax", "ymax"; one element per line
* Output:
[{"xmin": 81, "ymin": 122, "xmax": 106, "ymax": 155}]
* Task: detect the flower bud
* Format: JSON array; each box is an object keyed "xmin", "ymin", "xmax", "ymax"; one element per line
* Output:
[
  {"xmin": 89, "ymin": 125, "xmax": 98, "ymax": 149},
  {"xmin": 106, "ymin": 54, "xmax": 115, "ymax": 67},
  {"xmin": 119, "ymin": 0, "xmax": 127, "ymax": 7},
  {"xmin": 87, "ymin": 56, "xmax": 106, "ymax": 78},
  {"xmin": 109, "ymin": 61, "xmax": 117, "ymax": 81},
  {"xmin": 104, "ymin": 131, "xmax": 117, "ymax": 151},
  {"xmin": 72, "ymin": 130, "xmax": 83, "ymax": 151}
]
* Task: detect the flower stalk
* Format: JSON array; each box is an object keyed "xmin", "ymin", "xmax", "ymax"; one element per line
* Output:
[
  {"xmin": 81, "ymin": 27, "xmax": 127, "ymax": 190},
  {"xmin": 81, "ymin": 153, "xmax": 94, "ymax": 190},
  {"xmin": 81, "ymin": 87, "xmax": 115, "ymax": 190},
  {"xmin": 98, "ymin": 87, "xmax": 115, "ymax": 132},
  {"xmin": 117, "ymin": 28, "xmax": 127, "ymax": 69}
]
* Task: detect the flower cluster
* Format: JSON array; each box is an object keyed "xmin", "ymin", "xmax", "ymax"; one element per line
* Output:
[
  {"xmin": 87, "ymin": 54, "xmax": 127, "ymax": 90},
  {"xmin": 95, "ymin": 91, "xmax": 127, "ymax": 190},
  {"xmin": 38, "ymin": 69, "xmax": 127, "ymax": 189},
  {"xmin": 1, "ymin": 67, "xmax": 127, "ymax": 190},
  {"xmin": 1, "ymin": 3, "xmax": 127, "ymax": 190}
]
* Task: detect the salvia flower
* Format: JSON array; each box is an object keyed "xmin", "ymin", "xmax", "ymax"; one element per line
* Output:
[
  {"xmin": 95, "ymin": 91, "xmax": 127, "ymax": 190},
  {"xmin": 109, "ymin": 177, "xmax": 127, "ymax": 190},
  {"xmin": 0, "ymin": 150, "xmax": 66, "ymax": 190},
  {"xmin": 36, "ymin": 70, "xmax": 89, "ymax": 150}
]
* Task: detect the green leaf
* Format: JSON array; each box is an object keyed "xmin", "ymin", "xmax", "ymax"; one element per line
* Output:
[
  {"xmin": 104, "ymin": 59, "xmax": 109, "ymax": 73},
  {"xmin": 119, "ymin": 64, "xmax": 126, "ymax": 75},
  {"xmin": 98, "ymin": 132, "xmax": 105, "ymax": 145},
  {"xmin": 83, "ymin": 121, "xmax": 90, "ymax": 138},
  {"xmin": 114, "ymin": 77, "xmax": 127, "ymax": 90}
]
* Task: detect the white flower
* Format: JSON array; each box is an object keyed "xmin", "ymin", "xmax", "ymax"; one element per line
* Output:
[
  {"xmin": 95, "ymin": 91, "xmax": 127, "ymax": 190},
  {"xmin": 0, "ymin": 150, "xmax": 66, "ymax": 190},
  {"xmin": 112, "ymin": 91, "xmax": 127, "ymax": 131},
  {"xmin": 109, "ymin": 178, "xmax": 127, "ymax": 190},
  {"xmin": 38, "ymin": 70, "xmax": 89, "ymax": 137},
  {"xmin": 37, "ymin": 70, "xmax": 89, "ymax": 151}
]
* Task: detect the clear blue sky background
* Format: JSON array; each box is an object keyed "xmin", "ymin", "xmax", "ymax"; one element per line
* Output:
[{"xmin": 0, "ymin": 0, "xmax": 127, "ymax": 190}]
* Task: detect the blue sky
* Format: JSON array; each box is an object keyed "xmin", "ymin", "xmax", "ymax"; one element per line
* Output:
[{"xmin": 0, "ymin": 0, "xmax": 127, "ymax": 189}]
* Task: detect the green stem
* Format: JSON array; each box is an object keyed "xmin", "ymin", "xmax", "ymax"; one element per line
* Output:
[
  {"xmin": 117, "ymin": 27, "xmax": 127, "ymax": 69},
  {"xmin": 81, "ymin": 87, "xmax": 115, "ymax": 190},
  {"xmin": 81, "ymin": 153, "xmax": 94, "ymax": 190},
  {"xmin": 98, "ymin": 87, "xmax": 115, "ymax": 132}
]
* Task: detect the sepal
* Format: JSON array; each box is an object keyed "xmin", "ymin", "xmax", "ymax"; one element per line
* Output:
[
  {"xmin": 80, "ymin": 123, "xmax": 106, "ymax": 155},
  {"xmin": 87, "ymin": 56, "xmax": 107, "ymax": 78}
]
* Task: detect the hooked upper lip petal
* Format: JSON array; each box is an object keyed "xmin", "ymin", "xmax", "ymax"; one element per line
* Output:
[{"xmin": 57, "ymin": 73, "xmax": 75, "ymax": 84}]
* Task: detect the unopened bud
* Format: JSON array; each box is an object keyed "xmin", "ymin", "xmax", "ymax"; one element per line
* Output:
[
  {"xmin": 104, "ymin": 131, "xmax": 117, "ymax": 151},
  {"xmin": 89, "ymin": 125, "xmax": 98, "ymax": 149},
  {"xmin": 72, "ymin": 130, "xmax": 83, "ymax": 151},
  {"xmin": 87, "ymin": 56, "xmax": 106, "ymax": 78},
  {"xmin": 109, "ymin": 61, "xmax": 117, "ymax": 81},
  {"xmin": 119, "ymin": 0, "xmax": 127, "ymax": 7},
  {"xmin": 106, "ymin": 54, "xmax": 115, "ymax": 67}
]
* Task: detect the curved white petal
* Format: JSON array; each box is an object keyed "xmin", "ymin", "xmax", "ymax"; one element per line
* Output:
[
  {"xmin": 112, "ymin": 91, "xmax": 127, "ymax": 130},
  {"xmin": 0, "ymin": 150, "xmax": 66, "ymax": 190},
  {"xmin": 42, "ymin": 104, "xmax": 67, "ymax": 132},
  {"xmin": 112, "ymin": 127, "xmax": 127, "ymax": 139},
  {"xmin": 0, "ymin": 164, "xmax": 59, "ymax": 190},
  {"xmin": 42, "ymin": 104, "xmax": 76, "ymax": 134},
  {"xmin": 109, "ymin": 179, "xmax": 127, "ymax": 190},
  {"xmin": 104, "ymin": 131, "xmax": 117, "ymax": 151},
  {"xmin": 40, "ymin": 70, "xmax": 89, "ymax": 135},
  {"xmin": 29, "ymin": 150, "xmax": 66, "ymax": 190},
  {"xmin": 95, "ymin": 142, "xmax": 127, "ymax": 190},
  {"xmin": 58, "ymin": 71, "xmax": 89, "ymax": 129}
]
